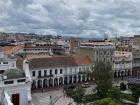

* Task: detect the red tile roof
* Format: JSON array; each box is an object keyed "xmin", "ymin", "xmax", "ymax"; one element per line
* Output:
[
  {"xmin": 29, "ymin": 56, "xmax": 93, "ymax": 69},
  {"xmin": 73, "ymin": 55, "xmax": 93, "ymax": 65}
]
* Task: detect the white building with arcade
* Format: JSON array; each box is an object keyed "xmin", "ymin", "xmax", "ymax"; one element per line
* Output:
[{"xmin": 26, "ymin": 56, "xmax": 94, "ymax": 89}]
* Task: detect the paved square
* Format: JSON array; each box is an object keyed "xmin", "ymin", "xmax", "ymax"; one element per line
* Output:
[{"xmin": 32, "ymin": 89, "xmax": 76, "ymax": 105}]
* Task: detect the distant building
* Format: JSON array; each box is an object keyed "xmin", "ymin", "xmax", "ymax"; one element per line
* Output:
[
  {"xmin": 80, "ymin": 41, "xmax": 115, "ymax": 62},
  {"xmin": 132, "ymin": 47, "xmax": 140, "ymax": 76},
  {"xmin": 118, "ymin": 37, "xmax": 133, "ymax": 46},
  {"xmin": 69, "ymin": 38, "xmax": 80, "ymax": 53},
  {"xmin": 113, "ymin": 51, "xmax": 132, "ymax": 77},
  {"xmin": 133, "ymin": 35, "xmax": 140, "ymax": 46},
  {"xmin": 17, "ymin": 40, "xmax": 70, "ymax": 55},
  {"xmin": 116, "ymin": 45, "xmax": 133, "ymax": 52}
]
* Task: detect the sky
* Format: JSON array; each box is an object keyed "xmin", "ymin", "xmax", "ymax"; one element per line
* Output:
[{"xmin": 0, "ymin": 0, "xmax": 140, "ymax": 38}]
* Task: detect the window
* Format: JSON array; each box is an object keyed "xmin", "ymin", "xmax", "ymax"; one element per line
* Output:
[
  {"xmin": 17, "ymin": 79, "xmax": 25, "ymax": 83},
  {"xmin": 12, "ymin": 63, "xmax": 15, "ymax": 67},
  {"xmin": 55, "ymin": 69, "xmax": 57, "ymax": 74},
  {"xmin": 79, "ymin": 67, "xmax": 81, "ymax": 72},
  {"xmin": 44, "ymin": 70, "xmax": 47, "ymax": 76},
  {"xmin": 32, "ymin": 71, "xmax": 36, "ymax": 77},
  {"xmin": 104, "ymin": 58, "xmax": 106, "ymax": 62},
  {"xmin": 50, "ymin": 69, "xmax": 52, "ymax": 75},
  {"xmin": 4, "ymin": 80, "xmax": 14, "ymax": 84},
  {"xmin": 60, "ymin": 69, "xmax": 63, "ymax": 74},
  {"xmin": 38, "ymin": 71, "xmax": 41, "ymax": 77},
  {"xmin": 96, "ymin": 51, "xmax": 98, "ymax": 55},
  {"xmin": 3, "ymin": 62, "xmax": 8, "ymax": 64}
]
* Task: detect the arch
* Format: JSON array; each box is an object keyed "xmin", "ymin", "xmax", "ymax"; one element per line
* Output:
[
  {"xmin": 121, "ymin": 71, "xmax": 124, "ymax": 77},
  {"xmin": 59, "ymin": 77, "xmax": 63, "ymax": 85},
  {"xmin": 87, "ymin": 76, "xmax": 90, "ymax": 81},
  {"xmin": 32, "ymin": 80, "xmax": 36, "ymax": 89},
  {"xmin": 82, "ymin": 75, "xmax": 85, "ymax": 82},
  {"xmin": 78, "ymin": 75, "xmax": 81, "ymax": 82},
  {"xmin": 54, "ymin": 78, "xmax": 58, "ymax": 86},
  {"xmin": 114, "ymin": 72, "xmax": 117, "ymax": 78},
  {"xmin": 73, "ymin": 76, "xmax": 77, "ymax": 83},
  {"xmin": 135, "ymin": 70, "xmax": 138, "ymax": 76},
  {"xmin": 125, "ymin": 71, "xmax": 127, "ymax": 77},
  {"xmin": 49, "ymin": 78, "xmax": 53, "ymax": 86},
  {"xmin": 69, "ymin": 76, "xmax": 72, "ymax": 84},
  {"xmin": 132, "ymin": 70, "xmax": 135, "ymax": 77},
  {"xmin": 38, "ymin": 80, "xmax": 42, "ymax": 88},
  {"xmin": 118, "ymin": 71, "xmax": 120, "ymax": 77},
  {"xmin": 43, "ymin": 79, "xmax": 47, "ymax": 87},
  {"xmin": 128, "ymin": 70, "xmax": 131, "ymax": 76},
  {"xmin": 64, "ymin": 77, "xmax": 68, "ymax": 85}
]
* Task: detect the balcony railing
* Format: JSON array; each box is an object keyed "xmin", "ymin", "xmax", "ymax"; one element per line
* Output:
[
  {"xmin": 133, "ymin": 63, "xmax": 140, "ymax": 67},
  {"xmin": 38, "ymin": 75, "xmax": 53, "ymax": 78}
]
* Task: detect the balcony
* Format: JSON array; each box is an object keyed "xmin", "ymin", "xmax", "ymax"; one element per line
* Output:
[
  {"xmin": 133, "ymin": 55, "xmax": 140, "ymax": 59},
  {"xmin": 38, "ymin": 75, "xmax": 53, "ymax": 78},
  {"xmin": 133, "ymin": 63, "xmax": 140, "ymax": 67}
]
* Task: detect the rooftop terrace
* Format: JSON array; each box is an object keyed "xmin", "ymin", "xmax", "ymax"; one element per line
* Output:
[{"xmin": 3, "ymin": 69, "xmax": 25, "ymax": 79}]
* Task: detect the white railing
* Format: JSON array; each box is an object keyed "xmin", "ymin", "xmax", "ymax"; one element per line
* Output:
[
  {"xmin": 133, "ymin": 55, "xmax": 140, "ymax": 58},
  {"xmin": 80, "ymin": 45, "xmax": 115, "ymax": 49},
  {"xmin": 3, "ymin": 91, "xmax": 13, "ymax": 105}
]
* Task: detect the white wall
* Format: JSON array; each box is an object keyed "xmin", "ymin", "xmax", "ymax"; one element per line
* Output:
[
  {"xmin": 30, "ymin": 65, "xmax": 93, "ymax": 79},
  {"xmin": 4, "ymin": 84, "xmax": 28, "ymax": 105},
  {"xmin": 0, "ymin": 60, "xmax": 16, "ymax": 70}
]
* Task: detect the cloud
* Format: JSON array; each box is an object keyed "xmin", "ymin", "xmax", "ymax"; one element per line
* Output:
[{"xmin": 0, "ymin": 0, "xmax": 140, "ymax": 37}]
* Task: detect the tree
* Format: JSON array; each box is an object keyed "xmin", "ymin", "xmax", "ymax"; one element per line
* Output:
[
  {"xmin": 120, "ymin": 82, "xmax": 126, "ymax": 91},
  {"xmin": 93, "ymin": 98, "xmax": 122, "ymax": 105},
  {"xmin": 94, "ymin": 61, "xmax": 113, "ymax": 98},
  {"xmin": 72, "ymin": 87, "xmax": 85, "ymax": 104},
  {"xmin": 108, "ymin": 87, "xmax": 121, "ymax": 100},
  {"xmin": 132, "ymin": 87, "xmax": 140, "ymax": 102}
]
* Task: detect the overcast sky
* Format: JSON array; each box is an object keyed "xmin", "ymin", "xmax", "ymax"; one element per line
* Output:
[{"xmin": 0, "ymin": 0, "xmax": 140, "ymax": 38}]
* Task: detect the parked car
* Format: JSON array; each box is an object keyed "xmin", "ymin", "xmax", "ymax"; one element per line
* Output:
[{"xmin": 82, "ymin": 82, "xmax": 90, "ymax": 88}]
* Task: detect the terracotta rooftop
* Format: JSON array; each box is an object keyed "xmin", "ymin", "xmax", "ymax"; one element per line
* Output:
[
  {"xmin": 73, "ymin": 55, "xmax": 94, "ymax": 65},
  {"xmin": 29, "ymin": 56, "xmax": 93, "ymax": 69},
  {"xmin": 3, "ymin": 45, "xmax": 23, "ymax": 55}
]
